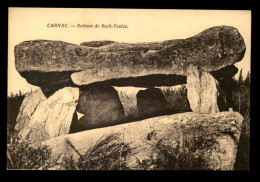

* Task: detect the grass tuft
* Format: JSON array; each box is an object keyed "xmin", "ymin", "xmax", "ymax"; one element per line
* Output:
[{"xmin": 60, "ymin": 133, "xmax": 132, "ymax": 170}]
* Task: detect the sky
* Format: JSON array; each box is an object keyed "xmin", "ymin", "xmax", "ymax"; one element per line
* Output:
[{"xmin": 8, "ymin": 8, "xmax": 251, "ymax": 96}]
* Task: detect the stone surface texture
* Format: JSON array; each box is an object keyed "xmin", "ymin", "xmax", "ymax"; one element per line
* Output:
[
  {"xmin": 12, "ymin": 25, "xmax": 247, "ymax": 170},
  {"xmin": 137, "ymin": 88, "xmax": 171, "ymax": 118},
  {"xmin": 15, "ymin": 87, "xmax": 79, "ymax": 143},
  {"xmin": 187, "ymin": 65, "xmax": 219, "ymax": 114},
  {"xmin": 71, "ymin": 85, "xmax": 125, "ymax": 132},
  {"xmin": 38, "ymin": 111, "xmax": 244, "ymax": 170},
  {"xmin": 15, "ymin": 89, "xmax": 47, "ymax": 133},
  {"xmin": 14, "ymin": 26, "xmax": 245, "ymax": 86}
]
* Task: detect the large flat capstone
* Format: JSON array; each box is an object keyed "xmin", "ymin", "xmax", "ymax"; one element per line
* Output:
[{"xmin": 15, "ymin": 26, "xmax": 245, "ymax": 86}]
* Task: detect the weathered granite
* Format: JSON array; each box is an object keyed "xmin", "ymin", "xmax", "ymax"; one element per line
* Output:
[
  {"xmin": 187, "ymin": 65, "xmax": 219, "ymax": 113},
  {"xmin": 38, "ymin": 111, "xmax": 244, "ymax": 170},
  {"xmin": 71, "ymin": 85, "xmax": 125, "ymax": 133},
  {"xmin": 137, "ymin": 88, "xmax": 171, "ymax": 118},
  {"xmin": 15, "ymin": 87, "xmax": 79, "ymax": 143},
  {"xmin": 15, "ymin": 26, "xmax": 245, "ymax": 86}
]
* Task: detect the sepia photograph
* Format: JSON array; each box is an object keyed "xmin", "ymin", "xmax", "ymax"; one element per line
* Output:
[{"xmin": 7, "ymin": 8, "xmax": 251, "ymax": 170}]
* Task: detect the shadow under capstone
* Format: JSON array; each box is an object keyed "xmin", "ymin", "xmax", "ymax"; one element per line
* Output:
[{"xmin": 20, "ymin": 71, "xmax": 78, "ymax": 97}]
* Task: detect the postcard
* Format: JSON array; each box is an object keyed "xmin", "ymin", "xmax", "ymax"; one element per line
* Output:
[{"xmin": 7, "ymin": 8, "xmax": 251, "ymax": 170}]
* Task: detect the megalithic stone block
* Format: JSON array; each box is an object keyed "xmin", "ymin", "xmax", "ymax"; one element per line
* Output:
[
  {"xmin": 38, "ymin": 111, "xmax": 244, "ymax": 170},
  {"xmin": 15, "ymin": 26, "xmax": 246, "ymax": 87},
  {"xmin": 187, "ymin": 65, "xmax": 219, "ymax": 114},
  {"xmin": 136, "ymin": 88, "xmax": 171, "ymax": 118},
  {"xmin": 71, "ymin": 85, "xmax": 125, "ymax": 132},
  {"xmin": 15, "ymin": 87, "xmax": 79, "ymax": 143}
]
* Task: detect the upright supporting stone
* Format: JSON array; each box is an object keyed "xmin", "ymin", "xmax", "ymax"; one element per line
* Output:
[
  {"xmin": 187, "ymin": 65, "xmax": 219, "ymax": 114},
  {"xmin": 71, "ymin": 85, "xmax": 125, "ymax": 132},
  {"xmin": 137, "ymin": 88, "xmax": 171, "ymax": 119},
  {"xmin": 15, "ymin": 87, "xmax": 79, "ymax": 143}
]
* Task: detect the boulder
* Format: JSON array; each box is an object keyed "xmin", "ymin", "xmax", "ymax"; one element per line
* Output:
[
  {"xmin": 15, "ymin": 89, "xmax": 47, "ymax": 133},
  {"xmin": 15, "ymin": 26, "xmax": 245, "ymax": 86},
  {"xmin": 137, "ymin": 88, "xmax": 171, "ymax": 118},
  {"xmin": 39, "ymin": 111, "xmax": 244, "ymax": 170},
  {"xmin": 187, "ymin": 65, "xmax": 219, "ymax": 114},
  {"xmin": 70, "ymin": 85, "xmax": 125, "ymax": 133},
  {"xmin": 15, "ymin": 87, "xmax": 79, "ymax": 143}
]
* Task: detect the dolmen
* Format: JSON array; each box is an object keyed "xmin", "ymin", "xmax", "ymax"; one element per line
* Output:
[{"xmin": 13, "ymin": 26, "xmax": 246, "ymax": 170}]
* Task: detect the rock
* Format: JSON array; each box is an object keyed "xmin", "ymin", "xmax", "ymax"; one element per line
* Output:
[
  {"xmin": 15, "ymin": 67, "xmax": 238, "ymax": 95},
  {"xmin": 187, "ymin": 65, "xmax": 219, "ymax": 114},
  {"xmin": 137, "ymin": 88, "xmax": 171, "ymax": 118},
  {"xmin": 15, "ymin": 26, "xmax": 245, "ymax": 86},
  {"xmin": 15, "ymin": 89, "xmax": 47, "ymax": 133},
  {"xmin": 19, "ymin": 71, "xmax": 77, "ymax": 98},
  {"xmin": 15, "ymin": 87, "xmax": 79, "ymax": 143},
  {"xmin": 71, "ymin": 85, "xmax": 125, "ymax": 133},
  {"xmin": 39, "ymin": 111, "xmax": 244, "ymax": 170}
]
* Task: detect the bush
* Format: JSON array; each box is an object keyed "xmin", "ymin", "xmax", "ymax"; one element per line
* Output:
[
  {"xmin": 7, "ymin": 131, "xmax": 132, "ymax": 170},
  {"xmin": 161, "ymin": 85, "xmax": 192, "ymax": 114},
  {"xmin": 7, "ymin": 132, "xmax": 60, "ymax": 170},
  {"xmin": 7, "ymin": 91, "xmax": 26, "ymax": 143},
  {"xmin": 233, "ymin": 71, "xmax": 250, "ymax": 170}
]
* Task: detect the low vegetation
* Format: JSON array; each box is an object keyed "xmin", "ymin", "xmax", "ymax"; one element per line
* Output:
[
  {"xmin": 233, "ymin": 70, "xmax": 250, "ymax": 170},
  {"xmin": 7, "ymin": 132, "xmax": 60, "ymax": 170},
  {"xmin": 60, "ymin": 133, "xmax": 131, "ymax": 170},
  {"xmin": 161, "ymin": 85, "xmax": 192, "ymax": 114},
  {"xmin": 7, "ymin": 132, "xmax": 132, "ymax": 170},
  {"xmin": 135, "ymin": 132, "xmax": 217, "ymax": 170},
  {"xmin": 7, "ymin": 91, "xmax": 26, "ymax": 144}
]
